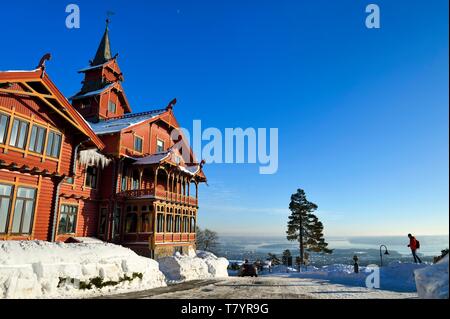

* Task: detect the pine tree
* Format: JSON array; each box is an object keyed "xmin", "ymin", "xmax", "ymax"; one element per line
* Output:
[
  {"xmin": 267, "ymin": 253, "xmax": 281, "ymax": 265},
  {"xmin": 282, "ymin": 249, "xmax": 292, "ymax": 266},
  {"xmin": 286, "ymin": 189, "xmax": 332, "ymax": 269}
]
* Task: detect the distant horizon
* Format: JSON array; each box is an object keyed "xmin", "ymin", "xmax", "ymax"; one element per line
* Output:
[{"xmin": 217, "ymin": 233, "xmax": 450, "ymax": 238}]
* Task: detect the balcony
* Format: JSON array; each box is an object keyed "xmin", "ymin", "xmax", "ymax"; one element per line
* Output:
[{"xmin": 118, "ymin": 187, "xmax": 198, "ymax": 206}]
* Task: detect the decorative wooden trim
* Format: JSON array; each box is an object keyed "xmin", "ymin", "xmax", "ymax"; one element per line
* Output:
[
  {"xmin": 30, "ymin": 175, "xmax": 42, "ymax": 238},
  {"xmin": 1, "ymin": 106, "xmax": 15, "ymax": 154}
]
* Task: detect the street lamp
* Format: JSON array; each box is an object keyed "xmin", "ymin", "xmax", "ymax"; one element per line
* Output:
[{"xmin": 379, "ymin": 245, "xmax": 389, "ymax": 267}]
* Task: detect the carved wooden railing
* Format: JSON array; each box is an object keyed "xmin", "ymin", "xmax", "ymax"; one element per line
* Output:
[{"xmin": 118, "ymin": 188, "xmax": 198, "ymax": 205}]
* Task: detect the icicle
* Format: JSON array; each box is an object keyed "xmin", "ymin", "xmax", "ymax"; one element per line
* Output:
[{"xmin": 78, "ymin": 149, "xmax": 111, "ymax": 169}]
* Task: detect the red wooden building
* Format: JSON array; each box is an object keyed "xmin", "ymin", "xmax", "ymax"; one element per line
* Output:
[{"xmin": 0, "ymin": 23, "xmax": 206, "ymax": 258}]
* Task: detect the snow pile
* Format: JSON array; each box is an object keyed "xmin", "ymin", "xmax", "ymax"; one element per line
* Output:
[
  {"xmin": 196, "ymin": 250, "xmax": 229, "ymax": 278},
  {"xmin": 266, "ymin": 262, "xmax": 427, "ymax": 292},
  {"xmin": 158, "ymin": 249, "xmax": 229, "ymax": 282},
  {"xmin": 414, "ymin": 255, "xmax": 449, "ymax": 299},
  {"xmin": 0, "ymin": 241, "xmax": 166, "ymax": 299}
]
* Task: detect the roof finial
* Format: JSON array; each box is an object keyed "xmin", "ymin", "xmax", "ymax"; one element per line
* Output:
[
  {"xmin": 37, "ymin": 53, "xmax": 52, "ymax": 78},
  {"xmin": 166, "ymin": 98, "xmax": 177, "ymax": 111}
]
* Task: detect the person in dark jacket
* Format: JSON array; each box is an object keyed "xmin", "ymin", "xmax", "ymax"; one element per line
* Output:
[{"xmin": 407, "ymin": 234, "xmax": 422, "ymax": 264}]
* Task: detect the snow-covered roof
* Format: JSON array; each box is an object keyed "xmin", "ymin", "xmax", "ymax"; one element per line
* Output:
[
  {"xmin": 131, "ymin": 149, "xmax": 200, "ymax": 175},
  {"xmin": 78, "ymin": 63, "xmax": 107, "ymax": 72},
  {"xmin": 88, "ymin": 109, "xmax": 166, "ymax": 135},
  {"xmin": 0, "ymin": 68, "xmax": 40, "ymax": 73},
  {"xmin": 132, "ymin": 152, "xmax": 200, "ymax": 176},
  {"xmin": 70, "ymin": 83, "xmax": 116, "ymax": 100},
  {"xmin": 132, "ymin": 152, "xmax": 171, "ymax": 165},
  {"xmin": 180, "ymin": 165, "xmax": 201, "ymax": 175}
]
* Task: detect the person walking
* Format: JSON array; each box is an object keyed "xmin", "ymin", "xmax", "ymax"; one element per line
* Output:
[{"xmin": 407, "ymin": 233, "xmax": 422, "ymax": 264}]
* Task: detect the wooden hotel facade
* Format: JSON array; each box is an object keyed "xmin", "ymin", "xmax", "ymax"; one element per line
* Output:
[{"xmin": 0, "ymin": 23, "xmax": 206, "ymax": 258}]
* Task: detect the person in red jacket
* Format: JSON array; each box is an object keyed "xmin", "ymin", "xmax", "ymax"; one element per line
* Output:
[{"xmin": 407, "ymin": 234, "xmax": 422, "ymax": 263}]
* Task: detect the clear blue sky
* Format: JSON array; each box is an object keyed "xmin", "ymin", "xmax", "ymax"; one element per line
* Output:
[{"xmin": 1, "ymin": 1, "xmax": 448, "ymax": 237}]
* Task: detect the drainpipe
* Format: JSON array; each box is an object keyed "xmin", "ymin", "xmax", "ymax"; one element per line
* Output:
[
  {"xmin": 50, "ymin": 175, "xmax": 66, "ymax": 242},
  {"xmin": 109, "ymin": 157, "xmax": 118, "ymax": 241},
  {"xmin": 72, "ymin": 138, "xmax": 91, "ymax": 176}
]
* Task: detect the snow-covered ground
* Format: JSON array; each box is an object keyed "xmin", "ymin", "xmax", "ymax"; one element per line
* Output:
[
  {"xmin": 259, "ymin": 262, "xmax": 429, "ymax": 292},
  {"xmin": 1, "ymin": 240, "xmax": 447, "ymax": 299},
  {"xmin": 141, "ymin": 277, "xmax": 417, "ymax": 299}
]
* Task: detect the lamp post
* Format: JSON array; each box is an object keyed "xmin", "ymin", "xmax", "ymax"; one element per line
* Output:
[{"xmin": 379, "ymin": 245, "xmax": 389, "ymax": 267}]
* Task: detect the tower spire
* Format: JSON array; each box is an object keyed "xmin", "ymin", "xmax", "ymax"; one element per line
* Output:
[{"xmin": 92, "ymin": 19, "xmax": 112, "ymax": 66}]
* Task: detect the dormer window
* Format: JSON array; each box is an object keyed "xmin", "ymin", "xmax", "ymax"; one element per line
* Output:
[
  {"xmin": 156, "ymin": 139, "xmax": 164, "ymax": 153},
  {"xmin": 134, "ymin": 136, "xmax": 143, "ymax": 153},
  {"xmin": 108, "ymin": 100, "xmax": 116, "ymax": 114}
]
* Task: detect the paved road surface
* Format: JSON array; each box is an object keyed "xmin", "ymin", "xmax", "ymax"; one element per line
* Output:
[{"xmin": 96, "ymin": 277, "xmax": 417, "ymax": 299}]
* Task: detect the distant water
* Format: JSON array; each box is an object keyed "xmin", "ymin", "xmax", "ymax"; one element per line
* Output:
[
  {"xmin": 218, "ymin": 235, "xmax": 449, "ymax": 258},
  {"xmin": 326, "ymin": 236, "xmax": 449, "ymax": 256}
]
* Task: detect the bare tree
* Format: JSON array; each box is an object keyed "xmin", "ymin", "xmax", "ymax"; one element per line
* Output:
[{"xmin": 196, "ymin": 226, "xmax": 219, "ymax": 252}]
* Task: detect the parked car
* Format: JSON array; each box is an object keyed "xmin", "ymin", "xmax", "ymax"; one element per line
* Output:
[{"xmin": 239, "ymin": 262, "xmax": 258, "ymax": 277}]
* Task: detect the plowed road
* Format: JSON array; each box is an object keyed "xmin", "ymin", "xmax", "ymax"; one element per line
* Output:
[{"xmin": 95, "ymin": 277, "xmax": 417, "ymax": 299}]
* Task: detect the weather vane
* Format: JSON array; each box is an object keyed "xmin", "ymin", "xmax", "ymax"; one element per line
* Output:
[{"xmin": 106, "ymin": 10, "xmax": 115, "ymax": 25}]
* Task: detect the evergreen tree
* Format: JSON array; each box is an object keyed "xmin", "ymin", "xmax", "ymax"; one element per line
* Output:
[
  {"xmin": 286, "ymin": 189, "xmax": 332, "ymax": 268},
  {"xmin": 267, "ymin": 253, "xmax": 281, "ymax": 265},
  {"xmin": 282, "ymin": 249, "xmax": 292, "ymax": 266}
]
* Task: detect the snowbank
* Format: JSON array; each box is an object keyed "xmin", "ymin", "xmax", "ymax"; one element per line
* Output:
[
  {"xmin": 0, "ymin": 241, "xmax": 166, "ymax": 299},
  {"xmin": 414, "ymin": 255, "xmax": 449, "ymax": 299},
  {"xmin": 265, "ymin": 262, "xmax": 427, "ymax": 292},
  {"xmin": 158, "ymin": 249, "xmax": 229, "ymax": 282}
]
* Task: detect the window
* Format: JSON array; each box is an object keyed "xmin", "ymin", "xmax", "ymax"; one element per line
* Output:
[
  {"xmin": 46, "ymin": 131, "xmax": 62, "ymax": 158},
  {"xmin": 156, "ymin": 213, "xmax": 164, "ymax": 233},
  {"xmin": 183, "ymin": 216, "xmax": 189, "ymax": 233},
  {"xmin": 156, "ymin": 139, "xmax": 164, "ymax": 153},
  {"xmin": 134, "ymin": 136, "xmax": 143, "ymax": 153},
  {"xmin": 165, "ymin": 214, "xmax": 173, "ymax": 233},
  {"xmin": 85, "ymin": 166, "xmax": 98, "ymax": 188},
  {"xmin": 175, "ymin": 215, "xmax": 181, "ymax": 233},
  {"xmin": 141, "ymin": 213, "xmax": 151, "ymax": 233},
  {"xmin": 80, "ymin": 102, "xmax": 91, "ymax": 110},
  {"xmin": 125, "ymin": 204, "xmax": 137, "ymax": 233},
  {"xmin": 0, "ymin": 184, "xmax": 13, "ymax": 234},
  {"xmin": 9, "ymin": 118, "xmax": 29, "ymax": 149},
  {"xmin": 131, "ymin": 170, "xmax": 140, "ymax": 190},
  {"xmin": 99, "ymin": 208, "xmax": 108, "ymax": 235},
  {"xmin": 28, "ymin": 124, "xmax": 47, "ymax": 154},
  {"xmin": 0, "ymin": 113, "xmax": 10, "ymax": 144},
  {"xmin": 190, "ymin": 217, "xmax": 196, "ymax": 233},
  {"xmin": 108, "ymin": 100, "xmax": 116, "ymax": 114},
  {"xmin": 58, "ymin": 205, "xmax": 78, "ymax": 234},
  {"xmin": 64, "ymin": 176, "xmax": 74, "ymax": 184},
  {"xmin": 11, "ymin": 187, "xmax": 36, "ymax": 234},
  {"xmin": 112, "ymin": 208, "xmax": 121, "ymax": 238}
]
